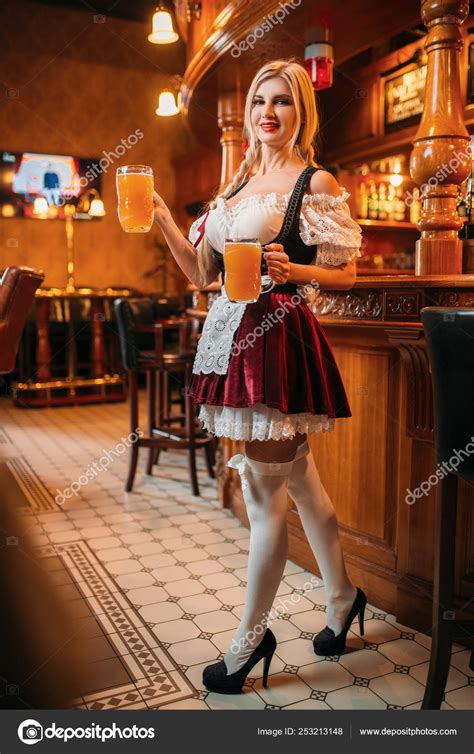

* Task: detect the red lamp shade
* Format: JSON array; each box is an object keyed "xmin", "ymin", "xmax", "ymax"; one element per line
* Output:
[{"xmin": 304, "ymin": 26, "xmax": 334, "ymax": 91}]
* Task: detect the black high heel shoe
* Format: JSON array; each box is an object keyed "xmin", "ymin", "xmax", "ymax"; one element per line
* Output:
[
  {"xmin": 202, "ymin": 628, "xmax": 276, "ymax": 694},
  {"xmin": 313, "ymin": 587, "xmax": 367, "ymax": 656}
]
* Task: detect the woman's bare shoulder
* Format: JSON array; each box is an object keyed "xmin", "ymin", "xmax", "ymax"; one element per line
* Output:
[{"xmin": 309, "ymin": 169, "xmax": 342, "ymax": 198}]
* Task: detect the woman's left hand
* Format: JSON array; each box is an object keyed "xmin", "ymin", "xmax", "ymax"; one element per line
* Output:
[{"xmin": 263, "ymin": 243, "xmax": 291, "ymax": 285}]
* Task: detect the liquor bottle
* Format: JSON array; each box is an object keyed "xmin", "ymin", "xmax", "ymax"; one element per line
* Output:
[
  {"xmin": 378, "ymin": 182, "xmax": 388, "ymax": 221},
  {"xmin": 458, "ymin": 174, "xmax": 473, "ymax": 240},
  {"xmin": 456, "ymin": 182, "xmax": 469, "ymax": 223},
  {"xmin": 368, "ymin": 181, "xmax": 379, "ymax": 220},
  {"xmin": 387, "ymin": 185, "xmax": 396, "ymax": 222},
  {"xmin": 393, "ymin": 187, "xmax": 406, "ymax": 222},
  {"xmin": 409, "ymin": 188, "xmax": 421, "ymax": 224},
  {"xmin": 358, "ymin": 181, "xmax": 368, "ymax": 219}
]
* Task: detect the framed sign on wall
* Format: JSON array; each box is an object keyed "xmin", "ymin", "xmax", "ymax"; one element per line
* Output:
[{"xmin": 383, "ymin": 63, "xmax": 427, "ymax": 133}]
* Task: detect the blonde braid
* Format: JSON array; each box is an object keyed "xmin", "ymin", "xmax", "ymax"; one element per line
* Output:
[
  {"xmin": 195, "ymin": 143, "xmax": 261, "ymax": 286},
  {"xmin": 194, "ymin": 58, "xmax": 321, "ymax": 288}
]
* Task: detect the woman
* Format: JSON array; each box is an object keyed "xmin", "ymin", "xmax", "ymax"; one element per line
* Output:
[{"xmin": 153, "ymin": 58, "xmax": 367, "ymax": 695}]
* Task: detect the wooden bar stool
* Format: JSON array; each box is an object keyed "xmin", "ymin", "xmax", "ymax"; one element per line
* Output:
[
  {"xmin": 114, "ymin": 298, "xmax": 215, "ymax": 497},
  {"xmin": 419, "ymin": 307, "xmax": 474, "ymax": 709}
]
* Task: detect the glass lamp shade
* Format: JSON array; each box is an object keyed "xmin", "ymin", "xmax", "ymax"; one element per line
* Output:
[
  {"xmin": 89, "ymin": 198, "xmax": 106, "ymax": 216},
  {"xmin": 155, "ymin": 90, "xmax": 180, "ymax": 116},
  {"xmin": 304, "ymin": 42, "xmax": 334, "ymax": 90},
  {"xmin": 33, "ymin": 196, "xmax": 49, "ymax": 215},
  {"xmin": 148, "ymin": 9, "xmax": 179, "ymax": 44}
]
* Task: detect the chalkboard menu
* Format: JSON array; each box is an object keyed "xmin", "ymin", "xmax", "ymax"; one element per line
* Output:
[{"xmin": 384, "ymin": 64, "xmax": 427, "ymax": 132}]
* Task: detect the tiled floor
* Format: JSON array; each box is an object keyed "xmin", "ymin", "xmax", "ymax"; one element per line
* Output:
[{"xmin": 1, "ymin": 397, "xmax": 473, "ymax": 710}]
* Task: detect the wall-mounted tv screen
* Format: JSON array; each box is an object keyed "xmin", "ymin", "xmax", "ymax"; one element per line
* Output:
[{"xmin": 0, "ymin": 150, "xmax": 102, "ymax": 220}]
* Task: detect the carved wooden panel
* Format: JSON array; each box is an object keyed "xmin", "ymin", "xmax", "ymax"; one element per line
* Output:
[
  {"xmin": 384, "ymin": 290, "xmax": 422, "ymax": 321},
  {"xmin": 311, "ymin": 290, "xmax": 383, "ymax": 319}
]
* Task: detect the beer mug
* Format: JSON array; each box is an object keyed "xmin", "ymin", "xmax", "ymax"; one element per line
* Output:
[
  {"xmin": 116, "ymin": 165, "xmax": 154, "ymax": 233},
  {"xmin": 223, "ymin": 237, "xmax": 275, "ymax": 304}
]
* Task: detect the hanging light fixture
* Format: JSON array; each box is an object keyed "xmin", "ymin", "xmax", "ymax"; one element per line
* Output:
[
  {"xmin": 148, "ymin": 4, "xmax": 179, "ymax": 44},
  {"xmin": 155, "ymin": 89, "xmax": 180, "ymax": 117},
  {"xmin": 33, "ymin": 196, "xmax": 49, "ymax": 217},
  {"xmin": 304, "ymin": 24, "xmax": 334, "ymax": 91}
]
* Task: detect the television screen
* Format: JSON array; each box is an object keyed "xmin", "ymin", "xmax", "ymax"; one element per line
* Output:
[{"xmin": 0, "ymin": 150, "xmax": 103, "ymax": 220}]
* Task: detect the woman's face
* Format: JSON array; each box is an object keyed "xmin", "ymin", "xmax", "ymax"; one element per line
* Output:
[{"xmin": 250, "ymin": 75, "xmax": 298, "ymax": 151}]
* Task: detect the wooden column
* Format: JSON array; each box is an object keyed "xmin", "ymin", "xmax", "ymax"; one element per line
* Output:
[
  {"xmin": 410, "ymin": 0, "xmax": 471, "ymax": 275},
  {"xmin": 217, "ymin": 89, "xmax": 245, "ymax": 190},
  {"xmin": 214, "ymin": 85, "xmax": 246, "ymax": 506}
]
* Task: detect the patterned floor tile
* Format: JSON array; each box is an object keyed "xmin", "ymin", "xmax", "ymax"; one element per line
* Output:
[{"xmin": 2, "ymin": 397, "xmax": 471, "ymax": 711}]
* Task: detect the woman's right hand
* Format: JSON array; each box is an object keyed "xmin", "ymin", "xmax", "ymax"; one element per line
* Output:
[{"xmin": 153, "ymin": 190, "xmax": 172, "ymax": 228}]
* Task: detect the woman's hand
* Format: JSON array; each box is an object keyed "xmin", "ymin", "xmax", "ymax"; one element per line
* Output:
[
  {"xmin": 263, "ymin": 243, "xmax": 291, "ymax": 285},
  {"xmin": 153, "ymin": 190, "xmax": 172, "ymax": 228}
]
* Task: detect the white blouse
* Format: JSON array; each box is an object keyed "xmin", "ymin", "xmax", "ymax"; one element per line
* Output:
[
  {"xmin": 188, "ymin": 189, "xmax": 362, "ymax": 377},
  {"xmin": 189, "ymin": 187, "xmax": 363, "ymax": 266}
]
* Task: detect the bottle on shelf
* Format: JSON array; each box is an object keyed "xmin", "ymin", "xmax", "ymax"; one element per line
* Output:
[
  {"xmin": 456, "ymin": 181, "xmax": 469, "ymax": 224},
  {"xmin": 368, "ymin": 180, "xmax": 379, "ymax": 220},
  {"xmin": 393, "ymin": 187, "xmax": 406, "ymax": 222},
  {"xmin": 358, "ymin": 181, "xmax": 368, "ymax": 219},
  {"xmin": 409, "ymin": 187, "xmax": 421, "ymax": 224},
  {"xmin": 387, "ymin": 184, "xmax": 396, "ymax": 222},
  {"xmin": 378, "ymin": 182, "xmax": 388, "ymax": 221}
]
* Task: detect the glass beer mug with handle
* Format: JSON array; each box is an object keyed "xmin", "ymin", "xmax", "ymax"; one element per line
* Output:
[
  {"xmin": 116, "ymin": 165, "xmax": 154, "ymax": 232},
  {"xmin": 223, "ymin": 237, "xmax": 275, "ymax": 304}
]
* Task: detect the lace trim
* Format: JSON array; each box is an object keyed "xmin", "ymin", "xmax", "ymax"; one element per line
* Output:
[
  {"xmin": 299, "ymin": 199, "xmax": 363, "ymax": 250},
  {"xmin": 315, "ymin": 243, "xmax": 363, "ymax": 266},
  {"xmin": 192, "ymin": 288, "xmax": 246, "ymax": 375},
  {"xmin": 218, "ymin": 188, "xmax": 350, "ymax": 218},
  {"xmin": 198, "ymin": 402, "xmax": 336, "ymax": 441}
]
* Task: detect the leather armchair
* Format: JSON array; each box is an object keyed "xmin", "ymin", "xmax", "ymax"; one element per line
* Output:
[{"xmin": 0, "ymin": 266, "xmax": 45, "ymax": 374}]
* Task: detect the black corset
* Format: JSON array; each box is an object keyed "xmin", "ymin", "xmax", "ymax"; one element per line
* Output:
[{"xmin": 211, "ymin": 165, "xmax": 322, "ymax": 293}]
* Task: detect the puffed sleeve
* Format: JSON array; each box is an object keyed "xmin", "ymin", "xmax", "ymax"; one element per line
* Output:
[
  {"xmin": 299, "ymin": 190, "xmax": 363, "ymax": 266},
  {"xmin": 188, "ymin": 215, "xmax": 205, "ymax": 250}
]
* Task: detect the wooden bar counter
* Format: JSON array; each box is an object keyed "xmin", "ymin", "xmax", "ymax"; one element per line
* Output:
[
  {"xmin": 190, "ymin": 273, "xmax": 474, "ymax": 637},
  {"xmin": 177, "ymin": 0, "xmax": 474, "ymax": 640}
]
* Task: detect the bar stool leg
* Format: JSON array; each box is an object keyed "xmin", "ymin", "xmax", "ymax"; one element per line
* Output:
[
  {"xmin": 146, "ymin": 369, "xmax": 156, "ymax": 475},
  {"xmin": 422, "ymin": 472, "xmax": 458, "ymax": 709},
  {"xmin": 154, "ymin": 370, "xmax": 164, "ymax": 461},
  {"xmin": 125, "ymin": 370, "xmax": 139, "ymax": 492},
  {"xmin": 204, "ymin": 441, "xmax": 215, "ymax": 479},
  {"xmin": 185, "ymin": 363, "xmax": 199, "ymax": 496},
  {"xmin": 163, "ymin": 371, "xmax": 169, "ymax": 424}
]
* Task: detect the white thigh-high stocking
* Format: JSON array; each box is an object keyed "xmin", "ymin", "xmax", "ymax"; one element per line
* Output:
[
  {"xmin": 287, "ymin": 440, "xmax": 357, "ymax": 635},
  {"xmin": 223, "ymin": 452, "xmax": 294, "ymax": 675}
]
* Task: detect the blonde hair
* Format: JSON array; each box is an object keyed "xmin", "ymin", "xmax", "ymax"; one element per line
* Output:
[{"xmin": 195, "ymin": 58, "xmax": 321, "ymax": 287}]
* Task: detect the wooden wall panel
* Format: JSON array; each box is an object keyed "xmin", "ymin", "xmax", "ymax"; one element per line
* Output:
[
  {"xmin": 309, "ymin": 341, "xmax": 396, "ymax": 545},
  {"xmin": 0, "ymin": 1, "xmax": 194, "ymax": 294}
]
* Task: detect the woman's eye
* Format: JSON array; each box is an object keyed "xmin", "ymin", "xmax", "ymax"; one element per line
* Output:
[{"xmin": 252, "ymin": 97, "xmax": 292, "ymax": 106}]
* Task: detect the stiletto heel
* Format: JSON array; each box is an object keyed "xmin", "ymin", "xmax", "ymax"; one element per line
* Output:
[
  {"xmin": 203, "ymin": 628, "xmax": 277, "ymax": 694},
  {"xmin": 313, "ymin": 587, "xmax": 367, "ymax": 656},
  {"xmin": 262, "ymin": 650, "xmax": 274, "ymax": 687}
]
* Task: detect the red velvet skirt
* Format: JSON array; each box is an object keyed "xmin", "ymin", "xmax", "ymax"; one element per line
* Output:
[{"xmin": 188, "ymin": 291, "xmax": 351, "ymax": 419}]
